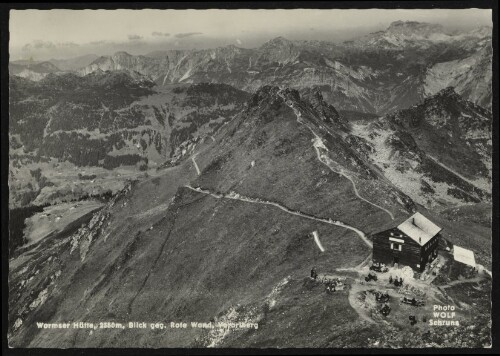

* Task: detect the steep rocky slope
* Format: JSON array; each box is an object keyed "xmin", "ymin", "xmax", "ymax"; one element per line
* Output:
[
  {"xmin": 48, "ymin": 54, "xmax": 100, "ymax": 71},
  {"xmin": 8, "ymin": 87, "xmax": 492, "ymax": 348},
  {"xmin": 9, "ymin": 61, "xmax": 62, "ymax": 81},
  {"xmin": 348, "ymin": 88, "xmax": 491, "ymax": 209},
  {"xmin": 7, "ymin": 87, "xmax": 402, "ymax": 347},
  {"xmin": 8, "ymin": 20, "xmax": 493, "ymax": 348},
  {"xmin": 424, "ymin": 44, "xmax": 492, "ymax": 109},
  {"xmin": 387, "ymin": 87, "xmax": 492, "ymax": 186}
]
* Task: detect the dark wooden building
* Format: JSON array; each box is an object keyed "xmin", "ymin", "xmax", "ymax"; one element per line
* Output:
[{"xmin": 372, "ymin": 212, "xmax": 441, "ymax": 272}]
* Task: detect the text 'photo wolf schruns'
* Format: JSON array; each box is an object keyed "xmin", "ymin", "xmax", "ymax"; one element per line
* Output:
[{"xmin": 7, "ymin": 8, "xmax": 493, "ymax": 348}]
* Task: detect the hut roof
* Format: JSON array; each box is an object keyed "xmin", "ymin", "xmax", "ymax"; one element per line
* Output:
[
  {"xmin": 453, "ymin": 245, "xmax": 476, "ymax": 267},
  {"xmin": 397, "ymin": 212, "xmax": 441, "ymax": 246}
]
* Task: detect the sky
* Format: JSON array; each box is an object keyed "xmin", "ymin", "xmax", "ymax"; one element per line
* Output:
[{"xmin": 9, "ymin": 9, "xmax": 492, "ymax": 60}]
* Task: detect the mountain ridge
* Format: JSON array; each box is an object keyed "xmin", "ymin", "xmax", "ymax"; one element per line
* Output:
[
  {"xmin": 8, "ymin": 82, "xmax": 492, "ymax": 348},
  {"xmin": 73, "ymin": 22, "xmax": 491, "ymax": 114},
  {"xmin": 10, "ymin": 21, "xmax": 492, "ymax": 114}
]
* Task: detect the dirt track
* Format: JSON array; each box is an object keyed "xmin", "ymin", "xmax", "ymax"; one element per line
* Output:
[
  {"xmin": 185, "ymin": 185, "xmax": 372, "ymax": 248},
  {"xmin": 191, "ymin": 154, "xmax": 201, "ymax": 175},
  {"xmin": 277, "ymin": 89, "xmax": 395, "ymax": 221}
]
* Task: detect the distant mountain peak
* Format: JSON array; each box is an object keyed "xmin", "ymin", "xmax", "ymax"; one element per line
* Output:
[
  {"xmin": 415, "ymin": 87, "xmax": 463, "ymax": 112},
  {"xmin": 388, "ymin": 20, "xmax": 426, "ymax": 27},
  {"xmin": 388, "ymin": 20, "xmax": 444, "ymax": 30},
  {"xmin": 350, "ymin": 20, "xmax": 454, "ymax": 51},
  {"xmin": 418, "ymin": 87, "xmax": 479, "ymax": 112},
  {"xmin": 463, "ymin": 26, "xmax": 493, "ymax": 38},
  {"xmin": 113, "ymin": 51, "xmax": 133, "ymax": 58},
  {"xmin": 248, "ymin": 85, "xmax": 282, "ymax": 107},
  {"xmin": 270, "ymin": 36, "xmax": 290, "ymax": 43},
  {"xmin": 386, "ymin": 20, "xmax": 445, "ymax": 36},
  {"xmin": 261, "ymin": 36, "xmax": 294, "ymax": 48},
  {"xmin": 435, "ymin": 86, "xmax": 460, "ymax": 98},
  {"xmin": 246, "ymin": 85, "xmax": 346, "ymax": 129},
  {"xmin": 422, "ymin": 87, "xmax": 491, "ymax": 120},
  {"xmin": 34, "ymin": 61, "xmax": 61, "ymax": 72},
  {"xmin": 392, "ymin": 85, "xmax": 490, "ymax": 129}
]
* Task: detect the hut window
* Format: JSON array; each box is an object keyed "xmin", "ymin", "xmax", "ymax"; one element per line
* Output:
[{"xmin": 391, "ymin": 242, "xmax": 402, "ymax": 251}]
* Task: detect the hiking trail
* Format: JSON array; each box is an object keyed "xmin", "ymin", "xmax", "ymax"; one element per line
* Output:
[
  {"xmin": 191, "ymin": 154, "xmax": 201, "ymax": 176},
  {"xmin": 185, "ymin": 185, "xmax": 372, "ymax": 248},
  {"xmin": 277, "ymin": 89, "xmax": 394, "ymax": 221}
]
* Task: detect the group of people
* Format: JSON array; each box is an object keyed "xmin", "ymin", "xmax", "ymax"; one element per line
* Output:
[
  {"xmin": 365, "ymin": 272, "xmax": 378, "ymax": 282},
  {"xmin": 380, "ymin": 303, "xmax": 391, "ymax": 316},
  {"xmin": 311, "ymin": 267, "xmax": 346, "ymax": 293},
  {"xmin": 401, "ymin": 296, "xmax": 423, "ymax": 307},
  {"xmin": 389, "ymin": 275, "xmax": 404, "ymax": 287},
  {"xmin": 370, "ymin": 262, "xmax": 388, "ymax": 273},
  {"xmin": 325, "ymin": 282, "xmax": 337, "ymax": 293},
  {"xmin": 374, "ymin": 291, "xmax": 390, "ymax": 303}
]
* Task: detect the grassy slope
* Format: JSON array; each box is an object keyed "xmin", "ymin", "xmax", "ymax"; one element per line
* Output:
[
  {"xmin": 194, "ymin": 92, "xmax": 406, "ymax": 233},
  {"xmin": 9, "ymin": 88, "xmax": 492, "ymax": 348},
  {"xmin": 223, "ymin": 277, "xmax": 375, "ymax": 348},
  {"xmin": 12, "ymin": 157, "xmax": 369, "ymax": 347},
  {"xmin": 423, "ymin": 205, "xmax": 492, "ymax": 268},
  {"xmin": 9, "ymin": 91, "xmax": 381, "ymax": 347}
]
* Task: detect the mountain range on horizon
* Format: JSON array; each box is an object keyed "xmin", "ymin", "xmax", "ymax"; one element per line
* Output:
[{"xmin": 10, "ymin": 20, "xmax": 493, "ymax": 113}]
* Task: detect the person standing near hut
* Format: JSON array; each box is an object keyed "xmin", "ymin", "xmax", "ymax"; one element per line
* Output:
[{"xmin": 311, "ymin": 267, "xmax": 318, "ymax": 280}]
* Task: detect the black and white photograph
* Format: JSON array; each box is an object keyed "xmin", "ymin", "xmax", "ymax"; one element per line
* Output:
[{"xmin": 2, "ymin": 3, "xmax": 497, "ymax": 351}]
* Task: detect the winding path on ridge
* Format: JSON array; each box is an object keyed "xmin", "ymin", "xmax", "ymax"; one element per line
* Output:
[
  {"xmin": 191, "ymin": 154, "xmax": 201, "ymax": 176},
  {"xmin": 311, "ymin": 133, "xmax": 395, "ymax": 220},
  {"xmin": 183, "ymin": 94, "xmax": 386, "ymax": 325},
  {"xmin": 184, "ymin": 185, "xmax": 372, "ymax": 248},
  {"xmin": 276, "ymin": 90, "xmax": 394, "ymax": 221}
]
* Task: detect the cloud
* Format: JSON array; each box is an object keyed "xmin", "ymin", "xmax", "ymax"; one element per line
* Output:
[
  {"xmin": 60, "ymin": 42, "xmax": 79, "ymax": 48},
  {"xmin": 128, "ymin": 34, "xmax": 143, "ymax": 40},
  {"xmin": 31, "ymin": 40, "xmax": 56, "ymax": 49},
  {"xmin": 175, "ymin": 32, "xmax": 203, "ymax": 39},
  {"xmin": 152, "ymin": 31, "xmax": 170, "ymax": 37},
  {"xmin": 21, "ymin": 40, "xmax": 79, "ymax": 52},
  {"xmin": 236, "ymin": 39, "xmax": 242, "ymax": 45}
]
